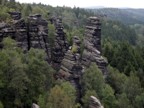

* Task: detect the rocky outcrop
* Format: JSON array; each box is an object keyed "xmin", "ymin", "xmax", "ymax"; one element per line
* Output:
[
  {"xmin": 8, "ymin": 11, "xmax": 21, "ymax": 20},
  {"xmin": 52, "ymin": 18, "xmax": 69, "ymax": 69},
  {"xmin": 0, "ymin": 14, "xmax": 108, "ymax": 106},
  {"xmin": 59, "ymin": 36, "xmax": 82, "ymax": 101},
  {"xmin": 82, "ymin": 17, "xmax": 108, "ymax": 75},
  {"xmin": 28, "ymin": 14, "xmax": 51, "ymax": 62},
  {"xmin": 0, "ymin": 12, "xmax": 51, "ymax": 61},
  {"xmin": 89, "ymin": 96, "xmax": 104, "ymax": 108},
  {"xmin": 0, "ymin": 22, "xmax": 12, "ymax": 48},
  {"xmin": 0, "ymin": 13, "xmax": 107, "ymax": 75},
  {"xmin": 12, "ymin": 12, "xmax": 28, "ymax": 52},
  {"xmin": 0, "ymin": 12, "xmax": 28, "ymax": 51}
]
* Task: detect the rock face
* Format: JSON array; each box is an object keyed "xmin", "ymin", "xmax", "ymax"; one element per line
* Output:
[
  {"xmin": 0, "ymin": 22, "xmax": 13, "ymax": 48},
  {"xmin": 89, "ymin": 96, "xmax": 104, "ymax": 108},
  {"xmin": 12, "ymin": 12, "xmax": 28, "ymax": 52},
  {"xmin": 0, "ymin": 12, "xmax": 28, "ymax": 51},
  {"xmin": 59, "ymin": 36, "xmax": 82, "ymax": 101},
  {"xmin": 82, "ymin": 17, "xmax": 108, "ymax": 75},
  {"xmin": 51, "ymin": 18, "xmax": 69, "ymax": 69},
  {"xmin": 8, "ymin": 11, "xmax": 21, "ymax": 20},
  {"xmin": 28, "ymin": 14, "xmax": 51, "ymax": 61},
  {"xmin": 0, "ymin": 12, "xmax": 51, "ymax": 61}
]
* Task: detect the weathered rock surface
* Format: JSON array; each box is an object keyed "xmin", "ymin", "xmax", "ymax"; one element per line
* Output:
[
  {"xmin": 82, "ymin": 17, "xmax": 108, "ymax": 75},
  {"xmin": 51, "ymin": 17, "xmax": 69, "ymax": 69},
  {"xmin": 0, "ymin": 12, "xmax": 51, "ymax": 61},
  {"xmin": 31, "ymin": 103, "xmax": 40, "ymax": 108},
  {"xmin": 0, "ymin": 12, "xmax": 28, "ymax": 51},
  {"xmin": 89, "ymin": 96, "xmax": 104, "ymax": 108},
  {"xmin": 59, "ymin": 36, "xmax": 82, "ymax": 101},
  {"xmin": 12, "ymin": 12, "xmax": 28, "ymax": 52},
  {"xmin": 28, "ymin": 14, "xmax": 51, "ymax": 61},
  {"xmin": 8, "ymin": 11, "xmax": 21, "ymax": 20}
]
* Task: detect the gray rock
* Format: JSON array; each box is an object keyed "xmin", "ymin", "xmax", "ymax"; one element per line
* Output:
[
  {"xmin": 0, "ymin": 12, "xmax": 51, "ymax": 62},
  {"xmin": 58, "ymin": 36, "xmax": 82, "ymax": 102},
  {"xmin": 82, "ymin": 17, "xmax": 108, "ymax": 75},
  {"xmin": 51, "ymin": 17, "xmax": 69, "ymax": 69},
  {"xmin": 31, "ymin": 103, "xmax": 40, "ymax": 108},
  {"xmin": 89, "ymin": 96, "xmax": 104, "ymax": 108}
]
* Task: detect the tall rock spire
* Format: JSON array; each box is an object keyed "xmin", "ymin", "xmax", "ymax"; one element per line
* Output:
[
  {"xmin": 82, "ymin": 17, "xmax": 108, "ymax": 75},
  {"xmin": 27, "ymin": 14, "xmax": 51, "ymax": 62},
  {"xmin": 51, "ymin": 17, "xmax": 69, "ymax": 69}
]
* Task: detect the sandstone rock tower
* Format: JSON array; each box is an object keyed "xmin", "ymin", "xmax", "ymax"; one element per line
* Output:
[
  {"xmin": 27, "ymin": 14, "xmax": 51, "ymax": 61},
  {"xmin": 82, "ymin": 17, "xmax": 107, "ymax": 75},
  {"xmin": 59, "ymin": 36, "xmax": 82, "ymax": 100},
  {"xmin": 51, "ymin": 18, "xmax": 69, "ymax": 69}
]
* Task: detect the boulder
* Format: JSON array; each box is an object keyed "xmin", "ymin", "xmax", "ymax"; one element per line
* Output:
[
  {"xmin": 89, "ymin": 96, "xmax": 104, "ymax": 108},
  {"xmin": 31, "ymin": 103, "xmax": 40, "ymax": 108}
]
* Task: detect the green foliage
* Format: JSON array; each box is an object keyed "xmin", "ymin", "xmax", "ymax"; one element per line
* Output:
[
  {"xmin": 130, "ymin": 24, "xmax": 144, "ymax": 46},
  {"xmin": 103, "ymin": 40, "xmax": 144, "ymax": 75},
  {"xmin": 135, "ymin": 92, "xmax": 144, "ymax": 108},
  {"xmin": 0, "ymin": 6, "xmax": 10, "ymax": 21},
  {"xmin": 48, "ymin": 23, "xmax": 56, "ymax": 48},
  {"xmin": 38, "ymin": 94, "xmax": 47, "ymax": 108},
  {"xmin": 0, "ymin": 101, "xmax": 3, "ymax": 108},
  {"xmin": 116, "ymin": 93, "xmax": 132, "ymax": 108},
  {"xmin": 82, "ymin": 90, "xmax": 97, "ymax": 108},
  {"xmin": 101, "ymin": 84, "xmax": 117, "ymax": 108},
  {"xmin": 22, "ymin": 4, "xmax": 32, "ymax": 17},
  {"xmin": 0, "ymin": 38, "xmax": 55, "ymax": 108},
  {"xmin": 0, "ymin": 1, "xmax": 144, "ymax": 108},
  {"xmin": 82, "ymin": 63, "xmax": 117, "ymax": 108},
  {"xmin": 59, "ymin": 82, "xmax": 76, "ymax": 103},
  {"xmin": 71, "ymin": 44, "xmax": 78, "ymax": 53},
  {"xmin": 2, "ymin": 37, "xmax": 17, "ymax": 49},
  {"xmin": 122, "ymin": 72, "xmax": 143, "ymax": 105},
  {"xmin": 82, "ymin": 63, "xmax": 105, "ymax": 96},
  {"xmin": 107, "ymin": 66, "xmax": 144, "ymax": 108},
  {"xmin": 46, "ymin": 82, "xmax": 76, "ymax": 108},
  {"xmin": 93, "ymin": 8, "xmax": 144, "ymax": 24},
  {"xmin": 102, "ymin": 20, "xmax": 137, "ymax": 45},
  {"xmin": 0, "ymin": 38, "xmax": 29, "ymax": 107},
  {"xmin": 107, "ymin": 66, "xmax": 128, "ymax": 93}
]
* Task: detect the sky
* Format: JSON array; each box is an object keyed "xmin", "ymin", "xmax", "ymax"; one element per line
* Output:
[{"xmin": 16, "ymin": 0, "xmax": 144, "ymax": 8}]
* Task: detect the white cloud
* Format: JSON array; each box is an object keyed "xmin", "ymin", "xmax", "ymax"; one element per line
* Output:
[{"xmin": 16, "ymin": 0, "xmax": 144, "ymax": 8}]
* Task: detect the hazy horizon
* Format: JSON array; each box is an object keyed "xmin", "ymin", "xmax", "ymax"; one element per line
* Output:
[{"xmin": 16, "ymin": 0, "xmax": 144, "ymax": 9}]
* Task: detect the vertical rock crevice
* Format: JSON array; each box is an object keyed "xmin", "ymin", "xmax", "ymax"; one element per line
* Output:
[{"xmin": 59, "ymin": 36, "xmax": 82, "ymax": 102}]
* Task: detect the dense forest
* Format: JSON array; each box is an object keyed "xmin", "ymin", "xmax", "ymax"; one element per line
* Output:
[
  {"xmin": 0, "ymin": 0, "xmax": 144, "ymax": 108},
  {"xmin": 92, "ymin": 8, "xmax": 144, "ymax": 24}
]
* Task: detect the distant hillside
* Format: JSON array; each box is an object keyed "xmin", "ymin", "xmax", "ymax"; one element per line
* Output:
[{"xmin": 91, "ymin": 8, "xmax": 144, "ymax": 24}]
